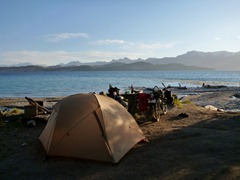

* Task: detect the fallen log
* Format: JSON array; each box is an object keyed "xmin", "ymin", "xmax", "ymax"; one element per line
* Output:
[
  {"xmin": 162, "ymin": 83, "xmax": 187, "ymax": 90},
  {"xmin": 25, "ymin": 97, "xmax": 51, "ymax": 114},
  {"xmin": 202, "ymin": 84, "xmax": 227, "ymax": 89}
]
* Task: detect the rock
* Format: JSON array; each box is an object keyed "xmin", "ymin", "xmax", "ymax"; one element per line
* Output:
[
  {"xmin": 233, "ymin": 93, "xmax": 240, "ymax": 98},
  {"xmin": 204, "ymin": 105, "xmax": 218, "ymax": 111},
  {"xmin": 204, "ymin": 105, "xmax": 224, "ymax": 112},
  {"xmin": 21, "ymin": 143, "xmax": 27, "ymax": 147},
  {"xmin": 27, "ymin": 120, "xmax": 36, "ymax": 127}
]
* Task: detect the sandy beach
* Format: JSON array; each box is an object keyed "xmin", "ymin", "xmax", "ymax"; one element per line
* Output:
[{"xmin": 0, "ymin": 88, "xmax": 240, "ymax": 179}]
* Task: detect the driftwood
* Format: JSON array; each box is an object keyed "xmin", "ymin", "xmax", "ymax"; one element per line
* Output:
[
  {"xmin": 25, "ymin": 97, "xmax": 51, "ymax": 114},
  {"xmin": 162, "ymin": 83, "xmax": 187, "ymax": 90},
  {"xmin": 202, "ymin": 84, "xmax": 227, "ymax": 89}
]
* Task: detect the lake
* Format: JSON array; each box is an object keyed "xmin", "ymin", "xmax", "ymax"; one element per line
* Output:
[{"xmin": 0, "ymin": 71, "xmax": 240, "ymax": 97}]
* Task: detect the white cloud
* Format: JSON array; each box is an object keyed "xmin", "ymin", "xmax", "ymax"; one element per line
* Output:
[
  {"xmin": 44, "ymin": 33, "xmax": 89, "ymax": 42},
  {"xmin": 214, "ymin": 37, "xmax": 221, "ymax": 41},
  {"xmin": 0, "ymin": 50, "xmax": 145, "ymax": 66},
  {"xmin": 134, "ymin": 42, "xmax": 176, "ymax": 50},
  {"xmin": 93, "ymin": 39, "xmax": 177, "ymax": 50},
  {"xmin": 237, "ymin": 35, "xmax": 240, "ymax": 38},
  {"xmin": 0, "ymin": 40, "xmax": 178, "ymax": 66},
  {"xmin": 93, "ymin": 39, "xmax": 127, "ymax": 45}
]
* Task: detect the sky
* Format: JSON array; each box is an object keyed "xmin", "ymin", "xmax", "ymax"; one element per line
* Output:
[{"xmin": 1, "ymin": 0, "xmax": 240, "ymax": 66}]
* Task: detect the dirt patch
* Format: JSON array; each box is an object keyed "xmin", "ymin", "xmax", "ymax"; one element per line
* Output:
[{"xmin": 0, "ymin": 95, "xmax": 240, "ymax": 179}]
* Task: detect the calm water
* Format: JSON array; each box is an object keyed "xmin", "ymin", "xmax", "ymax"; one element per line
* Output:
[{"xmin": 0, "ymin": 71, "xmax": 240, "ymax": 97}]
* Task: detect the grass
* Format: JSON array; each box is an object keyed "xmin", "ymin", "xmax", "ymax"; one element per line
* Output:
[
  {"xmin": 173, "ymin": 95, "xmax": 193, "ymax": 108},
  {"xmin": 10, "ymin": 108, "xmax": 23, "ymax": 114},
  {"xmin": 0, "ymin": 108, "xmax": 24, "ymax": 123},
  {"xmin": 173, "ymin": 96, "xmax": 182, "ymax": 108}
]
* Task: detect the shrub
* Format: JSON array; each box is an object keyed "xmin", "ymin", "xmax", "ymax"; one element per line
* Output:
[
  {"xmin": 173, "ymin": 96, "xmax": 182, "ymax": 108},
  {"xmin": 10, "ymin": 108, "xmax": 22, "ymax": 114}
]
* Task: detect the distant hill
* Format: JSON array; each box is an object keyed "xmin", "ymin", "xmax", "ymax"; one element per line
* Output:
[
  {"xmin": 144, "ymin": 51, "xmax": 240, "ymax": 71},
  {"xmin": 95, "ymin": 61, "xmax": 212, "ymax": 71},
  {"xmin": 0, "ymin": 65, "xmax": 45, "ymax": 72},
  {"xmin": 0, "ymin": 62, "xmax": 212, "ymax": 72},
  {"xmin": 58, "ymin": 60, "xmax": 107, "ymax": 67},
  {"xmin": 110, "ymin": 57, "xmax": 144, "ymax": 64},
  {"xmin": 1, "ymin": 50, "xmax": 240, "ymax": 71},
  {"xmin": 51, "ymin": 50, "xmax": 240, "ymax": 71}
]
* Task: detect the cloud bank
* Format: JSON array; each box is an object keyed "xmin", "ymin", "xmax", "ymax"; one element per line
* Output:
[
  {"xmin": 44, "ymin": 33, "xmax": 89, "ymax": 42},
  {"xmin": 0, "ymin": 50, "xmax": 145, "ymax": 66},
  {"xmin": 92, "ymin": 39, "xmax": 177, "ymax": 50},
  {"xmin": 0, "ymin": 34, "xmax": 178, "ymax": 66}
]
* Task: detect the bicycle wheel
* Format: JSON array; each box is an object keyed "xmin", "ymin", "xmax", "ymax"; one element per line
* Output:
[
  {"xmin": 130, "ymin": 101, "xmax": 138, "ymax": 114},
  {"xmin": 154, "ymin": 99, "xmax": 161, "ymax": 121},
  {"xmin": 160, "ymin": 102, "xmax": 167, "ymax": 115}
]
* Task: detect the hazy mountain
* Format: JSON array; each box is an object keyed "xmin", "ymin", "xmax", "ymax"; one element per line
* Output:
[
  {"xmin": 0, "ymin": 65, "xmax": 45, "ymax": 72},
  {"xmin": 110, "ymin": 57, "xmax": 144, "ymax": 64},
  {"xmin": 145, "ymin": 51, "xmax": 240, "ymax": 70},
  {"xmin": 94, "ymin": 61, "xmax": 212, "ymax": 71},
  {"xmin": 59, "ymin": 57, "xmax": 144, "ymax": 67},
  {"xmin": 0, "ymin": 62, "xmax": 212, "ymax": 72},
  {"xmin": 3, "ymin": 62, "xmax": 35, "ymax": 67},
  {"xmin": 47, "ymin": 65, "xmax": 94, "ymax": 71},
  {"xmin": 58, "ymin": 60, "xmax": 107, "ymax": 67},
  {"xmin": 96, "ymin": 61, "xmax": 153, "ymax": 71},
  {"xmin": 63, "ymin": 61, "xmax": 82, "ymax": 66},
  {"xmin": 1, "ymin": 50, "xmax": 239, "ymax": 71}
]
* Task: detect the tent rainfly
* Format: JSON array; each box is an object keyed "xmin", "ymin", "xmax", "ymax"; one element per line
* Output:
[{"xmin": 39, "ymin": 93, "xmax": 145, "ymax": 163}]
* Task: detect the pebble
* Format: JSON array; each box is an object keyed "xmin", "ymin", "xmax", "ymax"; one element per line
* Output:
[
  {"xmin": 217, "ymin": 108, "xmax": 224, "ymax": 112},
  {"xmin": 21, "ymin": 143, "xmax": 27, "ymax": 147},
  {"xmin": 27, "ymin": 120, "xmax": 36, "ymax": 127},
  {"xmin": 205, "ymin": 105, "xmax": 218, "ymax": 111},
  {"xmin": 233, "ymin": 93, "xmax": 240, "ymax": 98},
  {"xmin": 204, "ymin": 105, "xmax": 224, "ymax": 112}
]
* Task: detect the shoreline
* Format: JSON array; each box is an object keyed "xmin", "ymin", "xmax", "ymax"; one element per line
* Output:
[
  {"xmin": 170, "ymin": 87, "xmax": 240, "ymax": 112},
  {"xmin": 171, "ymin": 86, "xmax": 240, "ymax": 95},
  {"xmin": 0, "ymin": 97, "xmax": 63, "ymax": 111},
  {"xmin": 0, "ymin": 87, "xmax": 240, "ymax": 112}
]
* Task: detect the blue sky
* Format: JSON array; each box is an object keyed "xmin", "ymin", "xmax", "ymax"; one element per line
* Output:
[{"xmin": 1, "ymin": 0, "xmax": 240, "ymax": 66}]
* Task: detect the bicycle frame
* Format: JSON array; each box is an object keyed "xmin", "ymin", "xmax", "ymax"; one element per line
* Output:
[{"xmin": 128, "ymin": 86, "xmax": 168, "ymax": 122}]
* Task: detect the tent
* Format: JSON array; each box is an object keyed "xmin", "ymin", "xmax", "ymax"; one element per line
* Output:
[{"xmin": 39, "ymin": 93, "xmax": 145, "ymax": 163}]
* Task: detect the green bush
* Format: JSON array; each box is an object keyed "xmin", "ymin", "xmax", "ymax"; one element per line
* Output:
[
  {"xmin": 10, "ymin": 108, "xmax": 23, "ymax": 114},
  {"xmin": 173, "ymin": 96, "xmax": 182, "ymax": 108}
]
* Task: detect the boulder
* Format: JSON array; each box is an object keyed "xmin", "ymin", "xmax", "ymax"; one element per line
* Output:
[{"xmin": 233, "ymin": 93, "xmax": 240, "ymax": 98}]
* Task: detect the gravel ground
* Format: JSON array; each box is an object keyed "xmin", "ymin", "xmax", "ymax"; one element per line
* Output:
[{"xmin": 0, "ymin": 89, "xmax": 240, "ymax": 179}]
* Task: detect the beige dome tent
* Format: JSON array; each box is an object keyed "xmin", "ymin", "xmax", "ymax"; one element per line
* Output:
[{"xmin": 39, "ymin": 93, "xmax": 145, "ymax": 163}]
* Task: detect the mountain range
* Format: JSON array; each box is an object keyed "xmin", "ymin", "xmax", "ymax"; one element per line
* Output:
[{"xmin": 1, "ymin": 50, "xmax": 240, "ymax": 72}]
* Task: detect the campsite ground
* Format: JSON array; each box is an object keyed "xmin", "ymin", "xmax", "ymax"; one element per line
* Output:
[{"xmin": 0, "ymin": 90, "xmax": 240, "ymax": 179}]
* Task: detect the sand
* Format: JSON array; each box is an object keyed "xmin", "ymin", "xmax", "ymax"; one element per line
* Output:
[{"xmin": 0, "ymin": 89, "xmax": 240, "ymax": 179}]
